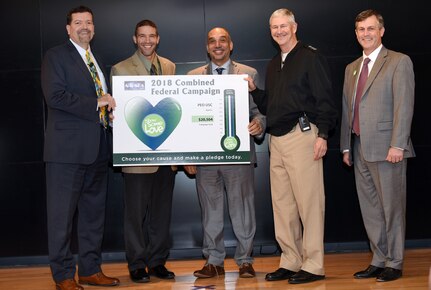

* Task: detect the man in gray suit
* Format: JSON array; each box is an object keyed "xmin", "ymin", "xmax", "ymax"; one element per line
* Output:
[
  {"xmin": 184, "ymin": 27, "xmax": 265, "ymax": 279},
  {"xmin": 111, "ymin": 19, "xmax": 176, "ymax": 283},
  {"xmin": 340, "ymin": 9, "xmax": 415, "ymax": 282}
]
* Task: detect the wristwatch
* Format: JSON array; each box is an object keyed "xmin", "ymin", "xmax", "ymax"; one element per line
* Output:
[{"xmin": 317, "ymin": 132, "xmax": 328, "ymax": 140}]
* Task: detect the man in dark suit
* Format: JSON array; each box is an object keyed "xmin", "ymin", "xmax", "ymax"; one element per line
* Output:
[
  {"xmin": 41, "ymin": 6, "xmax": 119, "ymax": 290},
  {"xmin": 111, "ymin": 19, "xmax": 177, "ymax": 283},
  {"xmin": 184, "ymin": 27, "xmax": 266, "ymax": 279},
  {"xmin": 340, "ymin": 9, "xmax": 415, "ymax": 282}
]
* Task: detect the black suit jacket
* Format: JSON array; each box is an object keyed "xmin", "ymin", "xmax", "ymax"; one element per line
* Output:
[{"xmin": 41, "ymin": 40, "xmax": 111, "ymax": 164}]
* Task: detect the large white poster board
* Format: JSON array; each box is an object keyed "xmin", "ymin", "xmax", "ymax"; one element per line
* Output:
[{"xmin": 112, "ymin": 74, "xmax": 251, "ymax": 166}]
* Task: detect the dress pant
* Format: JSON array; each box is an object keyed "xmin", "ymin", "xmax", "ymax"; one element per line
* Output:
[
  {"xmin": 269, "ymin": 123, "xmax": 325, "ymax": 276},
  {"xmin": 196, "ymin": 164, "xmax": 256, "ymax": 267},
  {"xmin": 123, "ymin": 167, "xmax": 175, "ymax": 271},
  {"xmin": 46, "ymin": 129, "xmax": 110, "ymax": 283},
  {"xmin": 353, "ymin": 136, "xmax": 406, "ymax": 270}
]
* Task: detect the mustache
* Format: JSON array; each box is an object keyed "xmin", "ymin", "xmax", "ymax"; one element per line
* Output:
[{"xmin": 78, "ymin": 29, "xmax": 92, "ymax": 34}]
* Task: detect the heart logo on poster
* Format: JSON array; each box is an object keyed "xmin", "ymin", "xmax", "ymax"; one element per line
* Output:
[{"xmin": 124, "ymin": 97, "xmax": 182, "ymax": 150}]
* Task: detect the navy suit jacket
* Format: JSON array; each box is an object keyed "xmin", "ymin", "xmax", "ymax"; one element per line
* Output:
[{"xmin": 41, "ymin": 40, "xmax": 111, "ymax": 164}]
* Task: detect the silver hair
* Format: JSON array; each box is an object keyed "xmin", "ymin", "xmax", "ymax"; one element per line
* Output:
[{"xmin": 269, "ymin": 8, "xmax": 296, "ymax": 25}]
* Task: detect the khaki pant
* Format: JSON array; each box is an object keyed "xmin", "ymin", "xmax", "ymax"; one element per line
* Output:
[{"xmin": 269, "ymin": 123, "xmax": 325, "ymax": 275}]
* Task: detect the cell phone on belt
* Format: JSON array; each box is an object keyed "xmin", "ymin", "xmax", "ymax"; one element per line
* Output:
[{"xmin": 298, "ymin": 113, "xmax": 311, "ymax": 132}]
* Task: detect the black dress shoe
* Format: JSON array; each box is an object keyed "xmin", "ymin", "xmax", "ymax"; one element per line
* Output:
[
  {"xmin": 265, "ymin": 268, "xmax": 296, "ymax": 281},
  {"xmin": 129, "ymin": 268, "xmax": 150, "ymax": 283},
  {"xmin": 149, "ymin": 265, "xmax": 175, "ymax": 279},
  {"xmin": 376, "ymin": 267, "xmax": 402, "ymax": 282},
  {"xmin": 354, "ymin": 265, "xmax": 385, "ymax": 279},
  {"xmin": 288, "ymin": 270, "xmax": 325, "ymax": 284}
]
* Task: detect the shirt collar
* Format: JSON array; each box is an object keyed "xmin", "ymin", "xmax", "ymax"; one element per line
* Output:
[
  {"xmin": 211, "ymin": 59, "xmax": 231, "ymax": 74},
  {"xmin": 137, "ymin": 51, "xmax": 160, "ymax": 73},
  {"xmin": 69, "ymin": 38, "xmax": 89, "ymax": 58},
  {"xmin": 363, "ymin": 44, "xmax": 383, "ymax": 63}
]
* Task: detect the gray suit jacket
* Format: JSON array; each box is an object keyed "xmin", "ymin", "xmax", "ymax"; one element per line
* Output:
[
  {"xmin": 188, "ymin": 61, "xmax": 266, "ymax": 163},
  {"xmin": 111, "ymin": 51, "xmax": 176, "ymax": 173},
  {"xmin": 340, "ymin": 46, "xmax": 415, "ymax": 162}
]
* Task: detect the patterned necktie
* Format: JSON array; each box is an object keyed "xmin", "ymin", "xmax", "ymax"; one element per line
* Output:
[
  {"xmin": 85, "ymin": 50, "xmax": 109, "ymax": 128},
  {"xmin": 150, "ymin": 63, "xmax": 158, "ymax": 75},
  {"xmin": 215, "ymin": 67, "xmax": 224, "ymax": 75},
  {"xmin": 352, "ymin": 57, "xmax": 371, "ymax": 135}
]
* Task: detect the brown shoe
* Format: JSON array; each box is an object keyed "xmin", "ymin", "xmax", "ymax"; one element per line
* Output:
[
  {"xmin": 78, "ymin": 271, "xmax": 120, "ymax": 286},
  {"xmin": 55, "ymin": 279, "xmax": 83, "ymax": 290},
  {"xmin": 239, "ymin": 263, "xmax": 255, "ymax": 278},
  {"xmin": 193, "ymin": 264, "xmax": 225, "ymax": 278}
]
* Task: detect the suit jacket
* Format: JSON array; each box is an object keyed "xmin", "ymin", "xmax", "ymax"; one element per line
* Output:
[
  {"xmin": 188, "ymin": 61, "xmax": 266, "ymax": 163},
  {"xmin": 340, "ymin": 46, "xmax": 415, "ymax": 162},
  {"xmin": 111, "ymin": 51, "xmax": 176, "ymax": 173},
  {"xmin": 41, "ymin": 40, "xmax": 110, "ymax": 164}
]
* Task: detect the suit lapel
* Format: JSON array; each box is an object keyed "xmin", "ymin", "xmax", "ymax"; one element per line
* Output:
[
  {"xmin": 346, "ymin": 58, "xmax": 362, "ymax": 122},
  {"xmin": 158, "ymin": 55, "xmax": 173, "ymax": 75},
  {"xmin": 362, "ymin": 47, "xmax": 388, "ymax": 98},
  {"xmin": 92, "ymin": 52, "xmax": 110, "ymax": 90},
  {"xmin": 205, "ymin": 64, "xmax": 211, "ymax": 75},
  {"xmin": 364, "ymin": 47, "xmax": 388, "ymax": 92},
  {"xmin": 347, "ymin": 47, "xmax": 388, "ymax": 123},
  {"xmin": 67, "ymin": 41, "xmax": 95, "ymax": 89},
  {"xmin": 228, "ymin": 62, "xmax": 235, "ymax": 74},
  {"xmin": 228, "ymin": 61, "xmax": 240, "ymax": 75}
]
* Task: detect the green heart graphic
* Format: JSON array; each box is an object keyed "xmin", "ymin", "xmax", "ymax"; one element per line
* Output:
[{"xmin": 124, "ymin": 97, "xmax": 182, "ymax": 150}]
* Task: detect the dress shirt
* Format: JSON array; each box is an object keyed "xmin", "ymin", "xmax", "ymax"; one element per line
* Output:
[
  {"xmin": 211, "ymin": 60, "xmax": 230, "ymax": 75},
  {"xmin": 137, "ymin": 51, "xmax": 161, "ymax": 75},
  {"xmin": 69, "ymin": 39, "xmax": 108, "ymax": 94}
]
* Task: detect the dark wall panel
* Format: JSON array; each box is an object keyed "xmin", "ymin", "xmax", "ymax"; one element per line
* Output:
[
  {"xmin": 0, "ymin": 163, "xmax": 47, "ymax": 257},
  {"xmin": 1, "ymin": 71, "xmax": 44, "ymax": 163},
  {"xmin": 40, "ymin": 0, "xmax": 206, "ymax": 65},
  {"xmin": 0, "ymin": 0, "xmax": 46, "ymax": 259},
  {"xmin": 0, "ymin": 1, "xmax": 41, "ymax": 70}
]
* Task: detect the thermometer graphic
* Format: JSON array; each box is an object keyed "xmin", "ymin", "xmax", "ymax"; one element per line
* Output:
[{"xmin": 220, "ymin": 89, "xmax": 240, "ymax": 152}]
